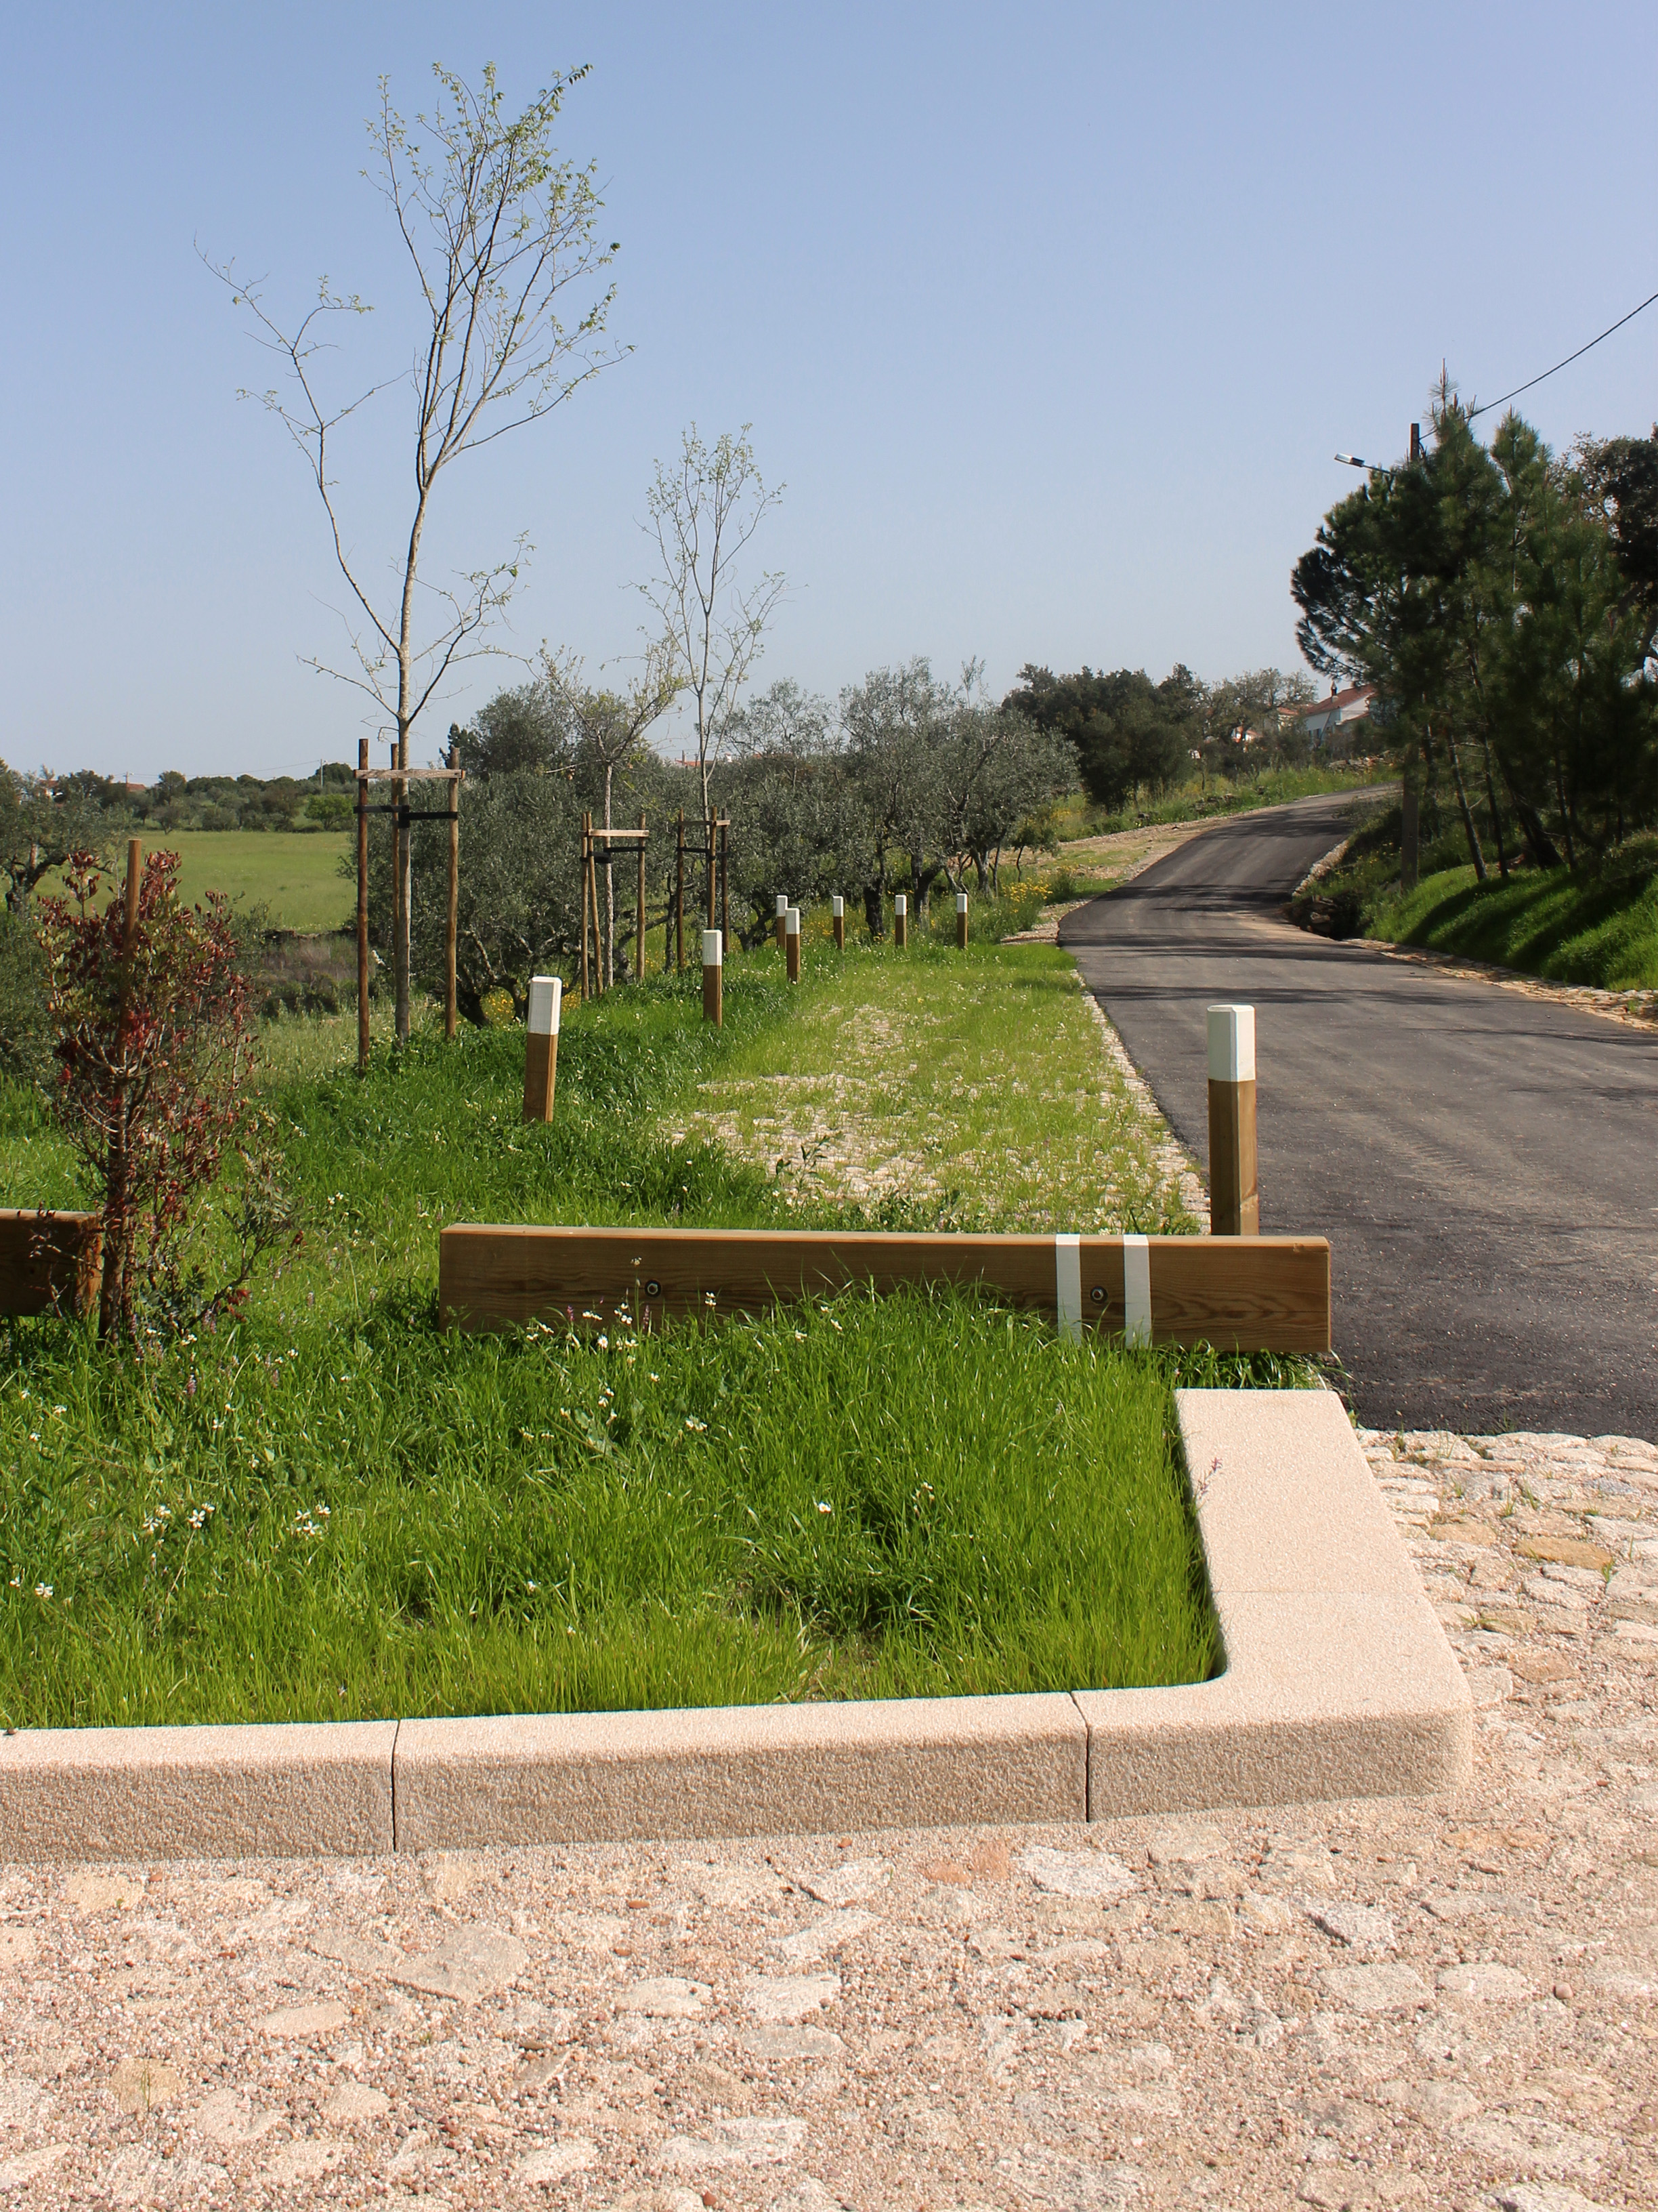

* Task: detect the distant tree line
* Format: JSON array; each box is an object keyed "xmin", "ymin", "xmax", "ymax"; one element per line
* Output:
[{"xmin": 1293, "ymin": 388, "xmax": 1658, "ymax": 877}]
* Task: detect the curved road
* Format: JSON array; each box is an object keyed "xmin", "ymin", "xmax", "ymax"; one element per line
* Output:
[{"xmin": 1061, "ymin": 791, "xmax": 1658, "ymax": 1436}]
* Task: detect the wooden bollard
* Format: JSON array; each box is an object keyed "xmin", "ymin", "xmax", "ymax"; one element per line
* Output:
[
  {"xmin": 832, "ymin": 894, "xmax": 845, "ymax": 951},
  {"xmin": 1207, "ymin": 1004, "xmax": 1259, "ymax": 1235},
  {"xmin": 702, "ymin": 928, "xmax": 723, "ymax": 1026},
  {"xmin": 956, "ymin": 891, "xmax": 969, "ymax": 949},
  {"xmin": 785, "ymin": 905, "xmax": 801, "ymax": 983},
  {"xmin": 894, "ymin": 893, "xmax": 908, "ymax": 949},
  {"xmin": 775, "ymin": 893, "xmax": 788, "ymax": 951},
  {"xmin": 522, "ymin": 975, "xmax": 561, "ymax": 1122}
]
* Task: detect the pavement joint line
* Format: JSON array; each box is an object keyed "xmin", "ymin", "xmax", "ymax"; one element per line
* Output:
[{"xmin": 0, "ymin": 1392, "xmax": 1470, "ymax": 1860}]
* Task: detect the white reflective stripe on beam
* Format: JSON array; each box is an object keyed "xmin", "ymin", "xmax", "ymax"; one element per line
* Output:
[
  {"xmin": 1123, "ymin": 1234, "xmax": 1151, "ymax": 1347},
  {"xmin": 702, "ymin": 930, "xmax": 723, "ymax": 967},
  {"xmin": 1055, "ymin": 1234, "xmax": 1082, "ymax": 1343}
]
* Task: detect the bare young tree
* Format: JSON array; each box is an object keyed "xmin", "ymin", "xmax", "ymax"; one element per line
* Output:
[
  {"xmin": 206, "ymin": 62, "xmax": 626, "ymax": 1039},
  {"xmin": 638, "ymin": 426, "xmax": 786, "ymax": 897},
  {"xmin": 545, "ymin": 644, "xmax": 681, "ymax": 984}
]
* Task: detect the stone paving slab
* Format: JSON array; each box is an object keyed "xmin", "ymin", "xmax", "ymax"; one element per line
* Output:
[{"xmin": 2, "ymin": 1425, "xmax": 1656, "ymax": 2209}]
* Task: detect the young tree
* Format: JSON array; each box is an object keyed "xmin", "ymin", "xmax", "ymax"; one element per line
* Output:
[
  {"xmin": 36, "ymin": 852, "xmax": 293, "ymax": 1344},
  {"xmin": 639, "ymin": 425, "xmax": 786, "ymax": 883},
  {"xmin": 208, "ymin": 62, "xmax": 626, "ymax": 1041},
  {"xmin": 546, "ymin": 645, "xmax": 681, "ymax": 983}
]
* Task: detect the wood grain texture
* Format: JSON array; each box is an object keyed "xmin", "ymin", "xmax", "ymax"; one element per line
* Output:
[
  {"xmin": 438, "ymin": 1226, "xmax": 1330, "ymax": 1352},
  {"xmin": 0, "ymin": 1211, "xmax": 102, "ymax": 1319}
]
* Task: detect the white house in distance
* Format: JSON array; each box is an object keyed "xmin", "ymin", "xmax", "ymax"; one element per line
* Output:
[{"xmin": 1283, "ymin": 683, "xmax": 1376, "ymax": 749}]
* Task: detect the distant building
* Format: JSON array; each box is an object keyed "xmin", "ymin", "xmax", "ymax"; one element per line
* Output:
[{"xmin": 1283, "ymin": 684, "xmax": 1375, "ymax": 748}]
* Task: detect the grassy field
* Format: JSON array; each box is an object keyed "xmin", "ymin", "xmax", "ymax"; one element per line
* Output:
[
  {"xmin": 1053, "ymin": 759, "xmax": 1386, "ymax": 844},
  {"xmin": 676, "ymin": 932, "xmax": 1196, "ymax": 1230},
  {"xmin": 1297, "ymin": 803, "xmax": 1658, "ymax": 991},
  {"xmin": 0, "ymin": 959, "xmax": 1244, "ymax": 1726},
  {"xmin": 45, "ymin": 829, "xmax": 353, "ymax": 934},
  {"xmin": 1361, "ymin": 843, "xmax": 1658, "ymax": 990}
]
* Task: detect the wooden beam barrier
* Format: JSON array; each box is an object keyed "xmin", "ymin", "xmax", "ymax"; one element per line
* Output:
[
  {"xmin": 437, "ymin": 1225, "xmax": 1331, "ymax": 1353},
  {"xmin": 0, "ymin": 1211, "xmax": 103, "ymax": 1320}
]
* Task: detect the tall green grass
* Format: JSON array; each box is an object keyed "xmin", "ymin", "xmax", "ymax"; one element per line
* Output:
[
  {"xmin": 0, "ymin": 952, "xmax": 1269, "ymax": 1725},
  {"xmin": 0, "ymin": 1289, "xmax": 1220, "ymax": 1727}
]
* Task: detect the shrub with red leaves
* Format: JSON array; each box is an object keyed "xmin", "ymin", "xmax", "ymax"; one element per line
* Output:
[{"xmin": 35, "ymin": 848, "xmax": 297, "ymax": 1343}]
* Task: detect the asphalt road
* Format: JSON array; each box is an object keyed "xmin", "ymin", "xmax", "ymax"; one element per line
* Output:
[{"xmin": 1061, "ymin": 790, "xmax": 1658, "ymax": 1436}]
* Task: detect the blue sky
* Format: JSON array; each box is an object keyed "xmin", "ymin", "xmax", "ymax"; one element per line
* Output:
[{"xmin": 3, "ymin": 2, "xmax": 1654, "ymax": 779}]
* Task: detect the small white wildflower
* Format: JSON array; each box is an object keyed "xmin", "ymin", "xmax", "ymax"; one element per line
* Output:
[
  {"xmin": 33, "ymin": 1583, "xmax": 51, "ymax": 1600},
  {"xmin": 649, "ymin": 1373, "xmax": 660, "ymax": 1383},
  {"xmin": 794, "ymin": 1330, "xmax": 807, "ymax": 1341},
  {"xmin": 526, "ymin": 1581, "xmax": 538, "ymax": 1592},
  {"xmin": 596, "ymin": 1334, "xmax": 609, "ymax": 1351},
  {"xmin": 28, "ymin": 1433, "xmax": 39, "ymax": 1444},
  {"xmin": 685, "ymin": 1417, "xmax": 708, "ymax": 1434},
  {"xmin": 815, "ymin": 1501, "xmax": 833, "ymax": 1515},
  {"xmin": 52, "ymin": 1405, "xmax": 66, "ymax": 1415},
  {"xmin": 7, "ymin": 1577, "xmax": 20, "ymax": 1589}
]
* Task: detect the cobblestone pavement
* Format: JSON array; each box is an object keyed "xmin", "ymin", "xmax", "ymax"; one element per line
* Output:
[{"xmin": 3, "ymin": 1427, "xmax": 1656, "ymax": 2212}]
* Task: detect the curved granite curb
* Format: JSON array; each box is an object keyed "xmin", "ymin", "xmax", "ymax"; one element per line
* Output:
[{"xmin": 0, "ymin": 1390, "xmax": 1470, "ymax": 1859}]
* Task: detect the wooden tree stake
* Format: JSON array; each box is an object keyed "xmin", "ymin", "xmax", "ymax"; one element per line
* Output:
[
  {"xmin": 956, "ymin": 890, "xmax": 969, "ymax": 949},
  {"xmin": 522, "ymin": 975, "xmax": 561, "ymax": 1122},
  {"xmin": 445, "ymin": 771, "xmax": 460, "ymax": 1040},
  {"xmin": 894, "ymin": 892, "xmax": 908, "ymax": 949},
  {"xmin": 832, "ymin": 893, "xmax": 845, "ymax": 952},
  {"xmin": 786, "ymin": 905, "xmax": 801, "ymax": 983},
  {"xmin": 1207, "ymin": 1003, "xmax": 1259, "ymax": 1235},
  {"xmin": 675, "ymin": 810, "xmax": 685, "ymax": 973},
  {"xmin": 635, "ymin": 812, "xmax": 647, "ymax": 982},
  {"xmin": 356, "ymin": 738, "xmax": 370, "ymax": 1070},
  {"xmin": 775, "ymin": 893, "xmax": 788, "ymax": 951}
]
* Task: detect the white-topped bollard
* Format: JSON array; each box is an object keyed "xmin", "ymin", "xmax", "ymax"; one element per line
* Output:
[
  {"xmin": 832, "ymin": 893, "xmax": 845, "ymax": 952},
  {"xmin": 894, "ymin": 892, "xmax": 908, "ymax": 950},
  {"xmin": 775, "ymin": 892, "xmax": 789, "ymax": 951},
  {"xmin": 956, "ymin": 890, "xmax": 969, "ymax": 950},
  {"xmin": 1206, "ymin": 1004, "xmax": 1258, "ymax": 1234},
  {"xmin": 522, "ymin": 974, "xmax": 562, "ymax": 1123},
  {"xmin": 702, "ymin": 927, "xmax": 723, "ymax": 1027},
  {"xmin": 785, "ymin": 905, "xmax": 801, "ymax": 983}
]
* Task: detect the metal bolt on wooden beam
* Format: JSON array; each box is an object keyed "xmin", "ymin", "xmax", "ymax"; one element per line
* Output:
[
  {"xmin": 785, "ymin": 906, "xmax": 801, "ymax": 984},
  {"xmin": 522, "ymin": 976, "xmax": 561, "ymax": 1123},
  {"xmin": 702, "ymin": 928, "xmax": 723, "ymax": 1027},
  {"xmin": 1207, "ymin": 1004, "xmax": 1260, "ymax": 1236}
]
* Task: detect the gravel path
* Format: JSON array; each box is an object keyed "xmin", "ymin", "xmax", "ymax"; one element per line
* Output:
[{"xmin": 3, "ymin": 1426, "xmax": 1656, "ymax": 2211}]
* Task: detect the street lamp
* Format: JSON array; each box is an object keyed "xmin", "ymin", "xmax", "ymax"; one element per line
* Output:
[{"xmin": 1334, "ymin": 424, "xmax": 1423, "ymax": 472}]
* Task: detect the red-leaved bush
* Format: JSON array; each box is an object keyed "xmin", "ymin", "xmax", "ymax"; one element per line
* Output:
[{"xmin": 36, "ymin": 849, "xmax": 296, "ymax": 1343}]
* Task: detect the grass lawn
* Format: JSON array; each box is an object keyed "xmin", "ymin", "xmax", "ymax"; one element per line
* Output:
[
  {"xmin": 0, "ymin": 952, "xmax": 1251, "ymax": 1729},
  {"xmin": 43, "ymin": 830, "xmax": 353, "ymax": 934}
]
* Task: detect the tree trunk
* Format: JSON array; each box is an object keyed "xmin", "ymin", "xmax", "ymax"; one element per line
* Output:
[
  {"xmin": 1441, "ymin": 726, "xmax": 1487, "ymax": 881},
  {"xmin": 1479, "ymin": 738, "xmax": 1510, "ymax": 879}
]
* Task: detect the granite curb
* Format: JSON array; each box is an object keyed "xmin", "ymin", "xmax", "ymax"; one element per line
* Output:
[{"xmin": 0, "ymin": 1390, "xmax": 1470, "ymax": 1860}]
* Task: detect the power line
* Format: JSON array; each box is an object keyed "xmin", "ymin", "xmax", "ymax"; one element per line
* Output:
[{"xmin": 1468, "ymin": 286, "xmax": 1658, "ymax": 420}]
